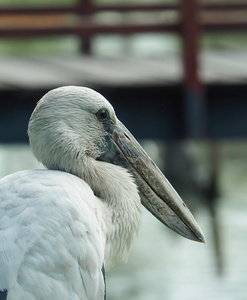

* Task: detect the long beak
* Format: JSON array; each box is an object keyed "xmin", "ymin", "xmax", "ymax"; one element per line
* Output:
[{"xmin": 110, "ymin": 121, "xmax": 205, "ymax": 243}]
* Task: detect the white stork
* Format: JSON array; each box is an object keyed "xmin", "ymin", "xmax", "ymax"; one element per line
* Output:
[{"xmin": 0, "ymin": 86, "xmax": 204, "ymax": 300}]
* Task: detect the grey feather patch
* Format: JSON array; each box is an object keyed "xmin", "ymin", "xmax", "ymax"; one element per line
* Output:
[
  {"xmin": 0, "ymin": 290, "xmax": 7, "ymax": 300},
  {"xmin": 102, "ymin": 265, "xmax": 106, "ymax": 300}
]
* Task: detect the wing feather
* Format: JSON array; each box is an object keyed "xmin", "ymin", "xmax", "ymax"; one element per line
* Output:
[{"xmin": 0, "ymin": 169, "xmax": 105, "ymax": 300}]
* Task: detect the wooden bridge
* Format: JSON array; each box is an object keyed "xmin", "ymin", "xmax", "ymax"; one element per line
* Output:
[{"xmin": 0, "ymin": 0, "xmax": 247, "ymax": 143}]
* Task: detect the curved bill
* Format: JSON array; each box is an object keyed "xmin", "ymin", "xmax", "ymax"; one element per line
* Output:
[{"xmin": 105, "ymin": 120, "xmax": 205, "ymax": 243}]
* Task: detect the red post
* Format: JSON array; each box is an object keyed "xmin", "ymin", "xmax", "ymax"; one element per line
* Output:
[
  {"xmin": 180, "ymin": 0, "xmax": 205, "ymax": 138},
  {"xmin": 180, "ymin": 0, "xmax": 201, "ymax": 90},
  {"xmin": 77, "ymin": 0, "xmax": 94, "ymax": 54}
]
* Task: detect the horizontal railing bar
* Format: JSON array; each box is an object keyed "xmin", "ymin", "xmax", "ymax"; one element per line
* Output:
[
  {"xmin": 0, "ymin": 3, "xmax": 178, "ymax": 15},
  {"xmin": 203, "ymin": 22, "xmax": 247, "ymax": 32},
  {"xmin": 0, "ymin": 5, "xmax": 77, "ymax": 14},
  {"xmin": 0, "ymin": 23, "xmax": 179, "ymax": 38},
  {"xmin": 202, "ymin": 2, "xmax": 247, "ymax": 10},
  {"xmin": 94, "ymin": 3, "xmax": 178, "ymax": 12},
  {"xmin": 1, "ymin": 2, "xmax": 247, "ymax": 15},
  {"xmin": 1, "ymin": 20, "xmax": 247, "ymax": 39}
]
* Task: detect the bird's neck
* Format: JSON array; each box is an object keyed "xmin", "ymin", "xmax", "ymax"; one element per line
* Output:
[{"xmin": 75, "ymin": 157, "xmax": 142, "ymax": 270}]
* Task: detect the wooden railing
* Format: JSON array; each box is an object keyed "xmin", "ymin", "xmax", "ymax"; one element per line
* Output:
[
  {"xmin": 1, "ymin": 1, "xmax": 247, "ymax": 39},
  {"xmin": 0, "ymin": 0, "xmax": 247, "ymax": 137},
  {"xmin": 0, "ymin": 0, "xmax": 246, "ymax": 83}
]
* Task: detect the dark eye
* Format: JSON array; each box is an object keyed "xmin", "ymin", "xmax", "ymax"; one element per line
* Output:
[{"xmin": 96, "ymin": 108, "xmax": 109, "ymax": 121}]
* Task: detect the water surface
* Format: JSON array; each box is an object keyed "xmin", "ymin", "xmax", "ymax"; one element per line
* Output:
[{"xmin": 0, "ymin": 142, "xmax": 246, "ymax": 300}]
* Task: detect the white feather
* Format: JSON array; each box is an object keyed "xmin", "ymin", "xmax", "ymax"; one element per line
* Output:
[{"xmin": 0, "ymin": 86, "xmax": 142, "ymax": 299}]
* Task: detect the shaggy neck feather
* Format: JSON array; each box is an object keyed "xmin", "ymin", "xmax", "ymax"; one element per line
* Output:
[{"xmin": 52, "ymin": 154, "xmax": 142, "ymax": 270}]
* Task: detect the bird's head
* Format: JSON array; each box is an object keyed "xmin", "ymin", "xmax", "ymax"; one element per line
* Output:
[{"xmin": 28, "ymin": 86, "xmax": 205, "ymax": 243}]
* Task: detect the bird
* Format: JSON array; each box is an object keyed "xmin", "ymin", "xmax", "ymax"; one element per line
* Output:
[{"xmin": 0, "ymin": 86, "xmax": 205, "ymax": 300}]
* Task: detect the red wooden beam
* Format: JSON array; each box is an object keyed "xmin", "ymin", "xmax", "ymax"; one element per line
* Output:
[
  {"xmin": 0, "ymin": 23, "xmax": 179, "ymax": 38},
  {"xmin": 0, "ymin": 3, "xmax": 177, "ymax": 15},
  {"xmin": 204, "ymin": 22, "xmax": 247, "ymax": 32},
  {"xmin": 94, "ymin": 3, "xmax": 177, "ymax": 12},
  {"xmin": 202, "ymin": 2, "xmax": 247, "ymax": 11},
  {"xmin": 0, "ymin": 5, "xmax": 76, "ymax": 14}
]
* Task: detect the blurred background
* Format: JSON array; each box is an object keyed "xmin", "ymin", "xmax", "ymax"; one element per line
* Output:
[{"xmin": 0, "ymin": 0, "xmax": 247, "ymax": 299}]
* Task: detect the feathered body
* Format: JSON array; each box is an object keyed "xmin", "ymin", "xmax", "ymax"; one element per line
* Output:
[
  {"xmin": 0, "ymin": 86, "xmax": 204, "ymax": 299},
  {"xmin": 0, "ymin": 87, "xmax": 141, "ymax": 299}
]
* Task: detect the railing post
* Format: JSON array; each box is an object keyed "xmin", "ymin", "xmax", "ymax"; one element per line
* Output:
[
  {"xmin": 180, "ymin": 0, "xmax": 206, "ymax": 138},
  {"xmin": 77, "ymin": 0, "xmax": 93, "ymax": 54}
]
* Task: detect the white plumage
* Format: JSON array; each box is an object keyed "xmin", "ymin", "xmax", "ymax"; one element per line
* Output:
[
  {"xmin": 0, "ymin": 170, "xmax": 106, "ymax": 299},
  {"xmin": 0, "ymin": 86, "xmax": 204, "ymax": 300}
]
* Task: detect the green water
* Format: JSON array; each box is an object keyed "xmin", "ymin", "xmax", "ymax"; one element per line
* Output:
[{"xmin": 107, "ymin": 141, "xmax": 247, "ymax": 300}]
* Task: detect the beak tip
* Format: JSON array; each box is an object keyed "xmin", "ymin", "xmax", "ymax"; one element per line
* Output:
[
  {"xmin": 198, "ymin": 234, "xmax": 206, "ymax": 244},
  {"xmin": 191, "ymin": 227, "xmax": 206, "ymax": 244}
]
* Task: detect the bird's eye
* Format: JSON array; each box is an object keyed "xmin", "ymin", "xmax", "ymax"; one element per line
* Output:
[{"xmin": 96, "ymin": 108, "xmax": 109, "ymax": 121}]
